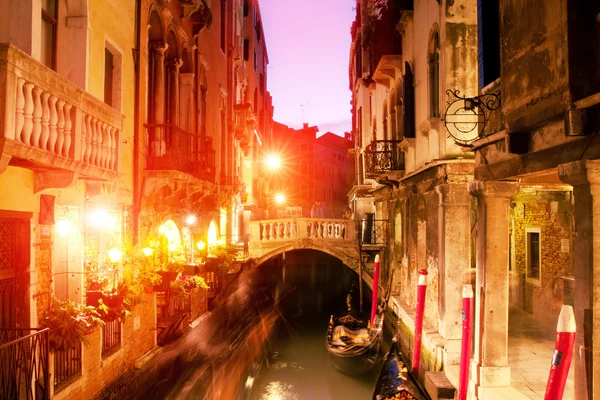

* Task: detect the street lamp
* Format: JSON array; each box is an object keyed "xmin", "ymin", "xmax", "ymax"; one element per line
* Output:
[
  {"xmin": 265, "ymin": 154, "xmax": 281, "ymax": 171},
  {"xmin": 274, "ymin": 193, "xmax": 286, "ymax": 205}
]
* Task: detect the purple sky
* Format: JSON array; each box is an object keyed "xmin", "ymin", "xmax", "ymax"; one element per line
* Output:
[{"xmin": 259, "ymin": 0, "xmax": 355, "ymax": 136}]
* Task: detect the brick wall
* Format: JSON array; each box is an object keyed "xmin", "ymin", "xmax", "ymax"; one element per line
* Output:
[{"xmin": 512, "ymin": 197, "xmax": 572, "ymax": 326}]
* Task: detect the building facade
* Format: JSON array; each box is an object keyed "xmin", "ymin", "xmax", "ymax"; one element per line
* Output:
[
  {"xmin": 349, "ymin": 0, "xmax": 597, "ymax": 399},
  {"xmin": 0, "ymin": 0, "xmax": 273, "ymax": 398}
]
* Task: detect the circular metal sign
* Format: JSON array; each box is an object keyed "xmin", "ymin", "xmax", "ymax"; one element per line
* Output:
[{"xmin": 443, "ymin": 90, "xmax": 500, "ymax": 146}]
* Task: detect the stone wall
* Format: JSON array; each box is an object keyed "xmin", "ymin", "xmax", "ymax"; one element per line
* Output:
[{"xmin": 511, "ymin": 193, "xmax": 572, "ymax": 327}]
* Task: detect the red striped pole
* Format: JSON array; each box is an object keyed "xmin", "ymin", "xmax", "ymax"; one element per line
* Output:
[
  {"xmin": 370, "ymin": 254, "xmax": 380, "ymax": 327},
  {"xmin": 544, "ymin": 305, "xmax": 576, "ymax": 400},
  {"xmin": 412, "ymin": 269, "xmax": 428, "ymax": 376},
  {"xmin": 458, "ymin": 284, "xmax": 473, "ymax": 400}
]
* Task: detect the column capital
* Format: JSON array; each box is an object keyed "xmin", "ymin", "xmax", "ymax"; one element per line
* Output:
[
  {"xmin": 468, "ymin": 180, "xmax": 519, "ymax": 199},
  {"xmin": 558, "ymin": 159, "xmax": 600, "ymax": 186},
  {"xmin": 166, "ymin": 58, "xmax": 184, "ymax": 70},
  {"xmin": 435, "ymin": 183, "xmax": 471, "ymax": 206},
  {"xmin": 150, "ymin": 41, "xmax": 168, "ymax": 57}
]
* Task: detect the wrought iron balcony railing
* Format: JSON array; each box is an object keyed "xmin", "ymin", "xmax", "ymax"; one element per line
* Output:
[
  {"xmin": 145, "ymin": 124, "xmax": 216, "ymax": 182},
  {"xmin": 364, "ymin": 140, "xmax": 405, "ymax": 175},
  {"xmin": 0, "ymin": 44, "xmax": 122, "ymax": 187},
  {"xmin": 359, "ymin": 218, "xmax": 388, "ymax": 246},
  {"xmin": 0, "ymin": 328, "xmax": 50, "ymax": 400}
]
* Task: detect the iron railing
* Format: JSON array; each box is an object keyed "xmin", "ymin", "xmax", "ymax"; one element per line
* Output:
[
  {"xmin": 364, "ymin": 140, "xmax": 405, "ymax": 174},
  {"xmin": 101, "ymin": 319, "xmax": 121, "ymax": 358},
  {"xmin": 359, "ymin": 218, "xmax": 388, "ymax": 245},
  {"xmin": 0, "ymin": 328, "xmax": 50, "ymax": 400},
  {"xmin": 145, "ymin": 124, "xmax": 216, "ymax": 182},
  {"xmin": 53, "ymin": 345, "xmax": 82, "ymax": 392}
]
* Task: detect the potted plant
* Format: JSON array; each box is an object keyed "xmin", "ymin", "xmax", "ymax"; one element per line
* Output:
[
  {"xmin": 95, "ymin": 279, "xmax": 144, "ymax": 320},
  {"xmin": 40, "ymin": 297, "xmax": 104, "ymax": 350},
  {"xmin": 138, "ymin": 269, "xmax": 162, "ymax": 293},
  {"xmin": 169, "ymin": 275, "xmax": 209, "ymax": 300}
]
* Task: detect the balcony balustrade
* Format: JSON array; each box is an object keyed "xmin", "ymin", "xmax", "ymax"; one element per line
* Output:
[
  {"xmin": 0, "ymin": 328, "xmax": 50, "ymax": 400},
  {"xmin": 145, "ymin": 124, "xmax": 216, "ymax": 183},
  {"xmin": 364, "ymin": 140, "xmax": 405, "ymax": 177},
  {"xmin": 0, "ymin": 44, "xmax": 122, "ymax": 189},
  {"xmin": 250, "ymin": 218, "xmax": 357, "ymax": 242}
]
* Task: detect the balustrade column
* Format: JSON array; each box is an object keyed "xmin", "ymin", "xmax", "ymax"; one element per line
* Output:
[
  {"xmin": 150, "ymin": 42, "xmax": 167, "ymax": 157},
  {"xmin": 468, "ymin": 180, "xmax": 519, "ymax": 397},
  {"xmin": 558, "ymin": 160, "xmax": 600, "ymax": 400},
  {"xmin": 167, "ymin": 58, "xmax": 183, "ymax": 150}
]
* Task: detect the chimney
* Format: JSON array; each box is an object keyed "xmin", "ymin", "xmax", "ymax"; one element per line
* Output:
[{"xmin": 303, "ymin": 123, "xmax": 308, "ymax": 129}]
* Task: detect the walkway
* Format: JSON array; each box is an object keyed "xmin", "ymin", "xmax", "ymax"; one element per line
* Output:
[{"xmin": 508, "ymin": 307, "xmax": 574, "ymax": 399}]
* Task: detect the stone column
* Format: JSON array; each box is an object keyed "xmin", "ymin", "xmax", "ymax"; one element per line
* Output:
[
  {"xmin": 150, "ymin": 42, "xmax": 167, "ymax": 157},
  {"xmin": 558, "ymin": 159, "xmax": 600, "ymax": 400},
  {"xmin": 167, "ymin": 58, "xmax": 183, "ymax": 149},
  {"xmin": 468, "ymin": 180, "xmax": 519, "ymax": 396},
  {"xmin": 180, "ymin": 72, "xmax": 195, "ymax": 155},
  {"xmin": 436, "ymin": 183, "xmax": 472, "ymax": 366}
]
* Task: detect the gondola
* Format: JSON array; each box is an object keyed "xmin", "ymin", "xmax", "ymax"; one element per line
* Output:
[
  {"xmin": 325, "ymin": 295, "xmax": 384, "ymax": 375},
  {"xmin": 372, "ymin": 339, "xmax": 429, "ymax": 400},
  {"xmin": 326, "ymin": 254, "xmax": 392, "ymax": 375}
]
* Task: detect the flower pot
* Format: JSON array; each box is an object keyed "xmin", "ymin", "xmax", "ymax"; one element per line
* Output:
[
  {"xmin": 156, "ymin": 271, "xmax": 178, "ymax": 292},
  {"xmin": 183, "ymin": 264, "xmax": 198, "ymax": 275},
  {"xmin": 102, "ymin": 296, "xmax": 123, "ymax": 309},
  {"xmin": 86, "ymin": 291, "xmax": 103, "ymax": 307}
]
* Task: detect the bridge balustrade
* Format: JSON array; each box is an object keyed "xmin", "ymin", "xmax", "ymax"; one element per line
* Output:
[{"xmin": 251, "ymin": 218, "xmax": 356, "ymax": 242}]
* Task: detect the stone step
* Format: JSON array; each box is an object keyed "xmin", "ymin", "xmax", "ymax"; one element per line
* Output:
[{"xmin": 424, "ymin": 371, "xmax": 456, "ymax": 400}]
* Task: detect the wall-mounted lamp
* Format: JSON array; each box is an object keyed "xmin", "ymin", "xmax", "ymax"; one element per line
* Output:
[
  {"xmin": 107, "ymin": 248, "xmax": 123, "ymax": 264},
  {"xmin": 142, "ymin": 247, "xmax": 154, "ymax": 257},
  {"xmin": 56, "ymin": 219, "xmax": 72, "ymax": 237}
]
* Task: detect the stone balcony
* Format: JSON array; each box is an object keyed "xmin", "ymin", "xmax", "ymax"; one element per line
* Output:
[{"xmin": 0, "ymin": 44, "xmax": 123, "ymax": 192}]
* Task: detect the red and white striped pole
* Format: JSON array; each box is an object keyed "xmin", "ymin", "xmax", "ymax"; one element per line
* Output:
[
  {"xmin": 544, "ymin": 305, "xmax": 576, "ymax": 400},
  {"xmin": 412, "ymin": 269, "xmax": 428, "ymax": 376},
  {"xmin": 370, "ymin": 254, "xmax": 380, "ymax": 327},
  {"xmin": 458, "ymin": 284, "xmax": 473, "ymax": 400}
]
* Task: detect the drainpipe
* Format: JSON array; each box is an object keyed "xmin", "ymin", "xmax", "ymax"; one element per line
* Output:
[{"xmin": 132, "ymin": 0, "xmax": 141, "ymax": 244}]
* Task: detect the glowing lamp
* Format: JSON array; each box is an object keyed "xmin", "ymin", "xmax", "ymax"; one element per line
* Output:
[
  {"xmin": 197, "ymin": 241, "xmax": 206, "ymax": 250},
  {"xmin": 142, "ymin": 247, "xmax": 153, "ymax": 257},
  {"xmin": 186, "ymin": 215, "xmax": 197, "ymax": 225},
  {"xmin": 107, "ymin": 248, "xmax": 123, "ymax": 264},
  {"xmin": 55, "ymin": 219, "xmax": 72, "ymax": 237},
  {"xmin": 265, "ymin": 154, "xmax": 281, "ymax": 170},
  {"xmin": 217, "ymin": 239, "xmax": 225, "ymax": 246},
  {"xmin": 207, "ymin": 221, "xmax": 218, "ymax": 248},
  {"xmin": 168, "ymin": 243, "xmax": 176, "ymax": 251},
  {"xmin": 89, "ymin": 210, "xmax": 117, "ymax": 230},
  {"xmin": 274, "ymin": 193, "xmax": 286, "ymax": 205}
]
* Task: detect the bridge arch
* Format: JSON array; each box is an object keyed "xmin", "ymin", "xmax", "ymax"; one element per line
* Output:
[{"xmin": 252, "ymin": 241, "xmax": 359, "ymax": 272}]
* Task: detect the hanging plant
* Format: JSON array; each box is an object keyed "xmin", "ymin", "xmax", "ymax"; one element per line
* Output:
[{"xmin": 40, "ymin": 297, "xmax": 104, "ymax": 351}]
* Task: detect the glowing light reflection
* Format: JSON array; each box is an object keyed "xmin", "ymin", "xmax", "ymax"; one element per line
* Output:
[{"xmin": 259, "ymin": 382, "xmax": 298, "ymax": 400}]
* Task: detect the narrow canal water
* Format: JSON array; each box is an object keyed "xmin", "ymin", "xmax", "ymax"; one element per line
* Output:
[
  {"xmin": 141, "ymin": 250, "xmax": 380, "ymax": 399},
  {"xmin": 248, "ymin": 250, "xmax": 378, "ymax": 399}
]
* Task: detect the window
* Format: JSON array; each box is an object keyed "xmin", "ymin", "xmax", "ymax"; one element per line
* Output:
[
  {"xmin": 260, "ymin": 74, "xmax": 264, "ymax": 94},
  {"xmin": 104, "ymin": 43, "xmax": 122, "ymax": 110},
  {"xmin": 300, "ymin": 184, "xmax": 308, "ymax": 199},
  {"xmin": 243, "ymin": 39, "xmax": 249, "ymax": 61},
  {"xmin": 477, "ymin": 0, "xmax": 500, "ymax": 88},
  {"xmin": 41, "ymin": 0, "xmax": 58, "ymax": 69},
  {"xmin": 243, "ymin": 0, "xmax": 249, "ymax": 17},
  {"xmin": 254, "ymin": 50, "xmax": 257, "ymax": 72},
  {"xmin": 220, "ymin": 0, "xmax": 226, "ymax": 52},
  {"xmin": 402, "ymin": 62, "xmax": 415, "ymax": 138},
  {"xmin": 300, "ymin": 160, "xmax": 308, "ymax": 174},
  {"xmin": 429, "ymin": 31, "xmax": 440, "ymax": 118},
  {"xmin": 102, "ymin": 319, "xmax": 121, "ymax": 358},
  {"xmin": 526, "ymin": 229, "xmax": 541, "ymax": 281}
]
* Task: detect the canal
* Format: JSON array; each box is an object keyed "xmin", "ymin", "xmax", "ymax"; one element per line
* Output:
[{"xmin": 141, "ymin": 250, "xmax": 380, "ymax": 399}]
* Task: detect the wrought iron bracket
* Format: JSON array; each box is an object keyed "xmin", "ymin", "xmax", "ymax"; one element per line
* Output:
[{"xmin": 442, "ymin": 90, "xmax": 501, "ymax": 146}]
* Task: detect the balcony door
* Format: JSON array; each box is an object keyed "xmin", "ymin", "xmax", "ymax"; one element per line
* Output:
[{"xmin": 0, "ymin": 213, "xmax": 31, "ymax": 329}]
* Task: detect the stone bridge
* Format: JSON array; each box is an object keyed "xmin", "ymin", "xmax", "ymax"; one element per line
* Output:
[{"xmin": 247, "ymin": 218, "xmax": 361, "ymax": 272}]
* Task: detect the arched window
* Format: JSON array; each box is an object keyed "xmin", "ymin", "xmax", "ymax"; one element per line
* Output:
[
  {"xmin": 383, "ymin": 101, "xmax": 389, "ymax": 140},
  {"xmin": 300, "ymin": 160, "xmax": 308, "ymax": 175},
  {"xmin": 429, "ymin": 30, "xmax": 440, "ymax": 118},
  {"xmin": 300, "ymin": 184, "xmax": 308, "ymax": 199}
]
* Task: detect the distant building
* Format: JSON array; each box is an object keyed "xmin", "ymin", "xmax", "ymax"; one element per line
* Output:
[{"xmin": 269, "ymin": 122, "xmax": 354, "ymax": 218}]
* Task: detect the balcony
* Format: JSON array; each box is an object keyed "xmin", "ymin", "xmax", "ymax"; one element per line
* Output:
[
  {"xmin": 0, "ymin": 44, "xmax": 123, "ymax": 192},
  {"xmin": 145, "ymin": 124, "xmax": 216, "ymax": 183},
  {"xmin": 366, "ymin": 0, "xmax": 410, "ymax": 75},
  {"xmin": 364, "ymin": 140, "xmax": 405, "ymax": 181},
  {"xmin": 234, "ymin": 102, "xmax": 258, "ymax": 155}
]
